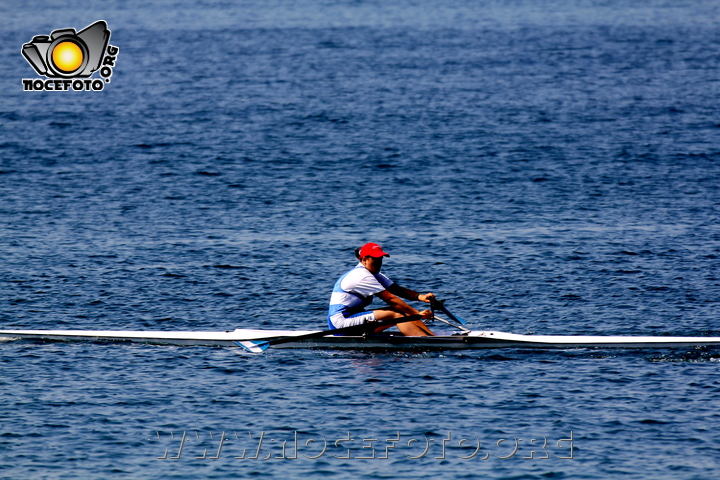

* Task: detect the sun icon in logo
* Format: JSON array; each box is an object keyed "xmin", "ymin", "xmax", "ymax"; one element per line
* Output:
[{"xmin": 51, "ymin": 41, "xmax": 85, "ymax": 73}]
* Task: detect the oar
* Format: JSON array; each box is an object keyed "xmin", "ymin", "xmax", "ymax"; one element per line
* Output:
[
  {"xmin": 235, "ymin": 314, "xmax": 424, "ymax": 353},
  {"xmin": 429, "ymin": 299, "xmax": 470, "ymax": 332},
  {"xmin": 430, "ymin": 299, "xmax": 467, "ymax": 325},
  {"xmin": 432, "ymin": 315, "xmax": 471, "ymax": 332}
]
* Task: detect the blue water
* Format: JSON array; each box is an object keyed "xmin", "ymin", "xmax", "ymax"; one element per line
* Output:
[{"xmin": 2, "ymin": 0, "xmax": 720, "ymax": 478}]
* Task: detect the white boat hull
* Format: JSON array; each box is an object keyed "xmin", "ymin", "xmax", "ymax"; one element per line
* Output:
[{"xmin": 2, "ymin": 329, "xmax": 720, "ymax": 350}]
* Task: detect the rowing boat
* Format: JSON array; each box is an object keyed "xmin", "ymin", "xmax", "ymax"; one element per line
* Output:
[{"xmin": 2, "ymin": 328, "xmax": 720, "ymax": 351}]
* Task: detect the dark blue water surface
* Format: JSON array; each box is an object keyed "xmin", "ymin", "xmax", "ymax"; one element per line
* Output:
[{"xmin": 2, "ymin": 0, "xmax": 720, "ymax": 478}]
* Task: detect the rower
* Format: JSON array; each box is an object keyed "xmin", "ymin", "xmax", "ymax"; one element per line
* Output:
[{"xmin": 327, "ymin": 242, "xmax": 435, "ymax": 336}]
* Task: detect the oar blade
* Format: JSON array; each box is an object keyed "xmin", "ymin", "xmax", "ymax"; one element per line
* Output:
[
  {"xmin": 432, "ymin": 299, "xmax": 467, "ymax": 325},
  {"xmin": 235, "ymin": 340, "xmax": 271, "ymax": 353},
  {"xmin": 446, "ymin": 310, "xmax": 467, "ymax": 325}
]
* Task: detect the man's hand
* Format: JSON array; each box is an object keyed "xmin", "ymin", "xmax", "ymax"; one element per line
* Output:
[
  {"xmin": 419, "ymin": 309, "xmax": 434, "ymax": 320},
  {"xmin": 418, "ymin": 293, "xmax": 436, "ymax": 303}
]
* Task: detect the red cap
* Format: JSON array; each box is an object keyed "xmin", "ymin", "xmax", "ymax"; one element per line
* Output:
[{"xmin": 359, "ymin": 242, "xmax": 390, "ymax": 258}]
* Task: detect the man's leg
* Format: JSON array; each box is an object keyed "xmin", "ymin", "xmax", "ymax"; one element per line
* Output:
[{"xmin": 373, "ymin": 309, "xmax": 434, "ymax": 336}]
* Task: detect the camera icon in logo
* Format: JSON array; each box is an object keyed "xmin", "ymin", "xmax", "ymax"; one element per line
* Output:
[{"xmin": 22, "ymin": 20, "xmax": 110, "ymax": 78}]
